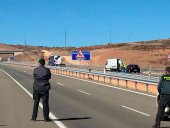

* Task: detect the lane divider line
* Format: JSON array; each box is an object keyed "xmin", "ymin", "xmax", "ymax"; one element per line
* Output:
[
  {"xmin": 0, "ymin": 68, "xmax": 68, "ymax": 128},
  {"xmin": 121, "ymin": 105, "xmax": 151, "ymax": 117},
  {"xmin": 57, "ymin": 83, "xmax": 64, "ymax": 86},
  {"xmin": 57, "ymin": 74, "xmax": 156, "ymax": 98},
  {"xmin": 78, "ymin": 90, "xmax": 90, "ymax": 95}
]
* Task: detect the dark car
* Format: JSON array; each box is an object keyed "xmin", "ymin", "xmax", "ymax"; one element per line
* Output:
[{"xmin": 126, "ymin": 64, "xmax": 140, "ymax": 73}]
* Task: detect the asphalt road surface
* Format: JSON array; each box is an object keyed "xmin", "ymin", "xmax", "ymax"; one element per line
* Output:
[
  {"xmin": 0, "ymin": 63, "xmax": 170, "ymax": 128},
  {"xmin": 0, "ymin": 65, "xmax": 60, "ymax": 128}
]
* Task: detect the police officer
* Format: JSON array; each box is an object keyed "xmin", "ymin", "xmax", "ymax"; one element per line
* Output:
[
  {"xmin": 153, "ymin": 67, "xmax": 170, "ymax": 128},
  {"xmin": 31, "ymin": 58, "xmax": 51, "ymax": 121}
]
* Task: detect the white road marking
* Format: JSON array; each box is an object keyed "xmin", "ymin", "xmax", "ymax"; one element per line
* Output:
[
  {"xmin": 121, "ymin": 105, "xmax": 151, "ymax": 117},
  {"xmin": 57, "ymin": 74, "xmax": 156, "ymax": 98},
  {"xmin": 23, "ymin": 71, "xmax": 26, "ymax": 72},
  {"xmin": 78, "ymin": 90, "xmax": 90, "ymax": 95},
  {"xmin": 0, "ymin": 68, "xmax": 67, "ymax": 128},
  {"xmin": 57, "ymin": 83, "xmax": 64, "ymax": 86}
]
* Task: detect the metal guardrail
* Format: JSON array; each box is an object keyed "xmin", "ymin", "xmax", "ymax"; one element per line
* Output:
[
  {"xmin": 0, "ymin": 50, "xmax": 24, "ymax": 54},
  {"xmin": 48, "ymin": 66, "xmax": 159, "ymax": 85},
  {"xmin": 2, "ymin": 61, "xmax": 159, "ymax": 85}
]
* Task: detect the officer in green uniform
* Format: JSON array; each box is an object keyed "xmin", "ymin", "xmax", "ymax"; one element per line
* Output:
[{"xmin": 153, "ymin": 67, "xmax": 170, "ymax": 128}]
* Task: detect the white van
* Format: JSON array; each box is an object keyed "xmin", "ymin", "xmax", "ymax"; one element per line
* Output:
[
  {"xmin": 105, "ymin": 59, "xmax": 123, "ymax": 71},
  {"xmin": 48, "ymin": 55, "xmax": 65, "ymax": 66}
]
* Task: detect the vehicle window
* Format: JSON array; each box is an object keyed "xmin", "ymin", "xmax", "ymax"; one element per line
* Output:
[
  {"xmin": 49, "ymin": 56, "xmax": 54, "ymax": 61},
  {"xmin": 134, "ymin": 65, "xmax": 139, "ymax": 68},
  {"xmin": 55, "ymin": 56, "xmax": 60, "ymax": 60},
  {"xmin": 130, "ymin": 65, "xmax": 133, "ymax": 68}
]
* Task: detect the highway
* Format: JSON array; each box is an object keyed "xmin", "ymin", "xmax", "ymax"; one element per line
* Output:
[
  {"xmin": 4, "ymin": 61, "xmax": 160, "ymax": 83},
  {"xmin": 0, "ymin": 63, "xmax": 170, "ymax": 128}
]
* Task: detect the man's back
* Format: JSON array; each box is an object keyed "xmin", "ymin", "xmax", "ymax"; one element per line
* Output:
[
  {"xmin": 159, "ymin": 74, "xmax": 170, "ymax": 95},
  {"xmin": 33, "ymin": 66, "xmax": 51, "ymax": 91}
]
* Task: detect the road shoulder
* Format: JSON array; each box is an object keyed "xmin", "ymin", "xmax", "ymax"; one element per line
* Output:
[{"xmin": 0, "ymin": 69, "xmax": 59, "ymax": 128}]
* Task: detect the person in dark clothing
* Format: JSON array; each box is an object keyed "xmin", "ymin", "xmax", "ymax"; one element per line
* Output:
[
  {"xmin": 31, "ymin": 58, "xmax": 51, "ymax": 122},
  {"xmin": 153, "ymin": 67, "xmax": 170, "ymax": 128}
]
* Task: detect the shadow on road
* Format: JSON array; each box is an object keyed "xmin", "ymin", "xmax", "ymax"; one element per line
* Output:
[
  {"xmin": 56, "ymin": 117, "xmax": 92, "ymax": 121},
  {"xmin": 35, "ymin": 117, "xmax": 92, "ymax": 122},
  {"xmin": 33, "ymin": 120, "xmax": 44, "ymax": 121},
  {"xmin": 0, "ymin": 125, "xmax": 7, "ymax": 126}
]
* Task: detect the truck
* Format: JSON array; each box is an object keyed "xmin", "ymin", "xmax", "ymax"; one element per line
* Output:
[
  {"xmin": 105, "ymin": 59, "xmax": 124, "ymax": 72},
  {"xmin": 48, "ymin": 55, "xmax": 65, "ymax": 67}
]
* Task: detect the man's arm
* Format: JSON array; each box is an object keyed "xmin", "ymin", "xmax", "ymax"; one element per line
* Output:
[
  {"xmin": 33, "ymin": 69, "xmax": 36, "ymax": 78},
  {"xmin": 158, "ymin": 77, "xmax": 163, "ymax": 94},
  {"xmin": 47, "ymin": 68, "xmax": 51, "ymax": 79}
]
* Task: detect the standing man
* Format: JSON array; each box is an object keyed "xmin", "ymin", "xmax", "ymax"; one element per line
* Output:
[
  {"xmin": 153, "ymin": 67, "xmax": 170, "ymax": 128},
  {"xmin": 31, "ymin": 58, "xmax": 51, "ymax": 122}
]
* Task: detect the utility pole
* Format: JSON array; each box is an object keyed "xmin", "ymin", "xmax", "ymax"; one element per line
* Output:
[
  {"xmin": 109, "ymin": 31, "xmax": 112, "ymax": 43},
  {"xmin": 65, "ymin": 30, "xmax": 67, "ymax": 47},
  {"xmin": 24, "ymin": 39, "xmax": 27, "ymax": 51},
  {"xmin": 24, "ymin": 39, "xmax": 26, "ymax": 47}
]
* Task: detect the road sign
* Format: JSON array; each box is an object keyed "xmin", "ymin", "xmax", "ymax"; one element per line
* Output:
[
  {"xmin": 76, "ymin": 50, "xmax": 85, "ymax": 60},
  {"xmin": 72, "ymin": 50, "xmax": 90, "ymax": 60},
  {"xmin": 9, "ymin": 56, "xmax": 14, "ymax": 61}
]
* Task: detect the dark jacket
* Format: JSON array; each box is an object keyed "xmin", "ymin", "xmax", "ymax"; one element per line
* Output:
[
  {"xmin": 33, "ymin": 66, "xmax": 51, "ymax": 91},
  {"xmin": 158, "ymin": 74, "xmax": 170, "ymax": 95}
]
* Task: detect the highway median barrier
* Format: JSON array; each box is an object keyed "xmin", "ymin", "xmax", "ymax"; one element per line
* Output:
[
  {"xmin": 127, "ymin": 81, "xmax": 136, "ymax": 90},
  {"xmin": 50, "ymin": 68, "xmax": 158, "ymax": 95}
]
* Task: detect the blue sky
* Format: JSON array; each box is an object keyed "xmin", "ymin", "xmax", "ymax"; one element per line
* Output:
[{"xmin": 0, "ymin": 0, "xmax": 170, "ymax": 47}]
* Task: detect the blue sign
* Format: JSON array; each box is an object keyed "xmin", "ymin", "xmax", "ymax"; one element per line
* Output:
[
  {"xmin": 9, "ymin": 56, "xmax": 14, "ymax": 61},
  {"xmin": 72, "ymin": 50, "xmax": 90, "ymax": 60}
]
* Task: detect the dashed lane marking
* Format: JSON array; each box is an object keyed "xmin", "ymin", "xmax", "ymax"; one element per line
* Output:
[
  {"xmin": 57, "ymin": 83, "xmax": 64, "ymax": 86},
  {"xmin": 121, "ymin": 105, "xmax": 151, "ymax": 117},
  {"xmin": 78, "ymin": 90, "xmax": 90, "ymax": 95}
]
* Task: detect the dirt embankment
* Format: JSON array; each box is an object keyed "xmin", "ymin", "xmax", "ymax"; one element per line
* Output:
[{"xmin": 1, "ymin": 38, "xmax": 170, "ymax": 69}]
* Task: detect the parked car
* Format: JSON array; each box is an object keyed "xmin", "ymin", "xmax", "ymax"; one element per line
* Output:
[{"xmin": 126, "ymin": 64, "xmax": 140, "ymax": 73}]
